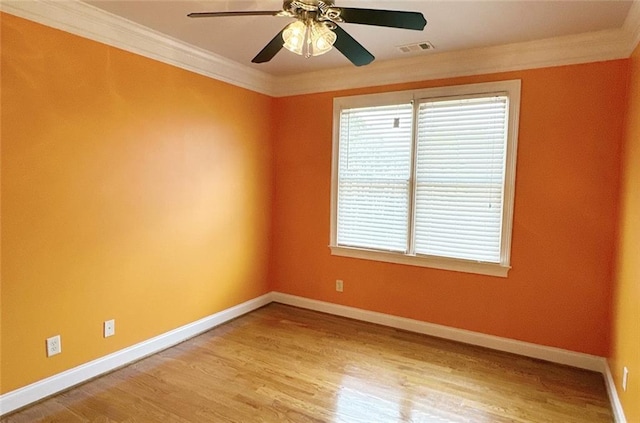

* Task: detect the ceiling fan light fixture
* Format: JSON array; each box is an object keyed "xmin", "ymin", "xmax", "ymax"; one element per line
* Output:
[
  {"xmin": 283, "ymin": 20, "xmax": 336, "ymax": 58},
  {"xmin": 189, "ymin": 1, "xmax": 427, "ymax": 66},
  {"xmin": 282, "ymin": 20, "xmax": 307, "ymax": 55},
  {"xmin": 309, "ymin": 21, "xmax": 336, "ymax": 56}
]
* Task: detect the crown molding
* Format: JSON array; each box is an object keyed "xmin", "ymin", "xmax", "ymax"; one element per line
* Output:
[
  {"xmin": 1, "ymin": 0, "xmax": 638, "ymax": 98},
  {"xmin": 624, "ymin": 0, "xmax": 640, "ymax": 54},
  {"xmin": 0, "ymin": 0, "xmax": 275, "ymax": 95},
  {"xmin": 271, "ymin": 28, "xmax": 634, "ymax": 96}
]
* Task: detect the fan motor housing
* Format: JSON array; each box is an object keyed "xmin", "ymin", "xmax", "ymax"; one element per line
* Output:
[{"xmin": 284, "ymin": 0, "xmax": 336, "ymax": 8}]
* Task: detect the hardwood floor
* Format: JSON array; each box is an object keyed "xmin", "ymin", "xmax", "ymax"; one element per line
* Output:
[{"xmin": 2, "ymin": 304, "xmax": 613, "ymax": 423}]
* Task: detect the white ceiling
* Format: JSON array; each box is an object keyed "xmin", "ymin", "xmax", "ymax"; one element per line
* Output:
[{"xmin": 84, "ymin": 0, "xmax": 634, "ymax": 76}]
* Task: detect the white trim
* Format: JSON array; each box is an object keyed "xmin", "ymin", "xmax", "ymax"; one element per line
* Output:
[
  {"xmin": 330, "ymin": 246, "xmax": 510, "ymax": 277},
  {"xmin": 273, "ymin": 291, "xmax": 628, "ymax": 420},
  {"xmin": 0, "ymin": 293, "xmax": 273, "ymax": 417},
  {"xmin": 1, "ymin": 0, "xmax": 638, "ymax": 98},
  {"xmin": 271, "ymin": 292, "xmax": 605, "ymax": 372},
  {"xmin": 0, "ymin": 0, "xmax": 274, "ymax": 95},
  {"xmin": 0, "ymin": 292, "xmax": 626, "ymax": 420},
  {"xmin": 272, "ymin": 28, "xmax": 633, "ymax": 96},
  {"xmin": 603, "ymin": 361, "xmax": 628, "ymax": 423},
  {"xmin": 330, "ymin": 80, "xmax": 520, "ymax": 278}
]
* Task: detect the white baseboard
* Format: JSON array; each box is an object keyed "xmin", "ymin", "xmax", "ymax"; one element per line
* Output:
[
  {"xmin": 603, "ymin": 361, "xmax": 628, "ymax": 423},
  {"xmin": 0, "ymin": 293, "xmax": 273, "ymax": 417},
  {"xmin": 272, "ymin": 292, "xmax": 631, "ymax": 421},
  {"xmin": 273, "ymin": 292, "xmax": 635, "ymax": 421},
  {"xmin": 1, "ymin": 291, "xmax": 628, "ymax": 422},
  {"xmin": 271, "ymin": 292, "xmax": 605, "ymax": 372}
]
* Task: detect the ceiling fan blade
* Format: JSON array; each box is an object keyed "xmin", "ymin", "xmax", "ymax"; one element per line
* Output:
[
  {"xmin": 333, "ymin": 25, "xmax": 375, "ymax": 67},
  {"xmin": 188, "ymin": 11, "xmax": 282, "ymax": 18},
  {"xmin": 338, "ymin": 8, "xmax": 427, "ymax": 30},
  {"xmin": 251, "ymin": 28, "xmax": 286, "ymax": 63}
]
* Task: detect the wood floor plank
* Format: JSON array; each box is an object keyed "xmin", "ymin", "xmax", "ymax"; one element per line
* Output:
[{"xmin": 2, "ymin": 304, "xmax": 613, "ymax": 422}]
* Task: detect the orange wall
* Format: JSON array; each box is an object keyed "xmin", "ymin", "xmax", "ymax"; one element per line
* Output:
[
  {"xmin": 612, "ymin": 43, "xmax": 640, "ymax": 422},
  {"xmin": 1, "ymin": 8, "xmax": 635, "ymax": 402},
  {"xmin": 271, "ymin": 60, "xmax": 629, "ymax": 357},
  {"xmin": 1, "ymin": 14, "xmax": 273, "ymax": 393}
]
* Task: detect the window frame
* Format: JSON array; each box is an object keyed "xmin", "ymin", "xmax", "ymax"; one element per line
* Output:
[{"xmin": 329, "ymin": 80, "xmax": 521, "ymax": 277}]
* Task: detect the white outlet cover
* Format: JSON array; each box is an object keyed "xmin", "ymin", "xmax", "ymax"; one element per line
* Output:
[
  {"xmin": 104, "ymin": 319, "xmax": 115, "ymax": 338},
  {"xmin": 336, "ymin": 279, "xmax": 344, "ymax": 292},
  {"xmin": 46, "ymin": 335, "xmax": 61, "ymax": 357}
]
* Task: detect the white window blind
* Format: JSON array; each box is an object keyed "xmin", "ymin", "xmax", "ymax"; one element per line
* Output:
[
  {"xmin": 331, "ymin": 80, "xmax": 520, "ymax": 276},
  {"xmin": 414, "ymin": 96, "xmax": 508, "ymax": 263},
  {"xmin": 337, "ymin": 104, "xmax": 413, "ymax": 252}
]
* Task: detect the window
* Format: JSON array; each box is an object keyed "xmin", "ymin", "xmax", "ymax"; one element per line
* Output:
[{"xmin": 330, "ymin": 80, "xmax": 521, "ymax": 277}]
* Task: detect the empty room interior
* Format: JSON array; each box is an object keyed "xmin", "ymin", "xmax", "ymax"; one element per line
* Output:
[{"xmin": 1, "ymin": 0, "xmax": 639, "ymax": 422}]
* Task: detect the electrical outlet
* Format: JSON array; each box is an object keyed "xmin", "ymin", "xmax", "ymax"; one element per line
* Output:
[
  {"xmin": 623, "ymin": 366, "xmax": 629, "ymax": 392},
  {"xmin": 104, "ymin": 319, "xmax": 115, "ymax": 338},
  {"xmin": 336, "ymin": 279, "xmax": 344, "ymax": 292},
  {"xmin": 46, "ymin": 335, "xmax": 61, "ymax": 357}
]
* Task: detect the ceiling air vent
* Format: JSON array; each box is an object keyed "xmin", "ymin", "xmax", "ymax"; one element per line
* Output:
[{"xmin": 397, "ymin": 41, "xmax": 435, "ymax": 53}]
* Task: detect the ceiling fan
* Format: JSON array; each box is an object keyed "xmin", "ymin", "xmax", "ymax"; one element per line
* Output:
[{"xmin": 188, "ymin": 0, "xmax": 427, "ymax": 67}]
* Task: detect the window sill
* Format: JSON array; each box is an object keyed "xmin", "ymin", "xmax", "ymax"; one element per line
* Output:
[{"xmin": 329, "ymin": 246, "xmax": 510, "ymax": 278}]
